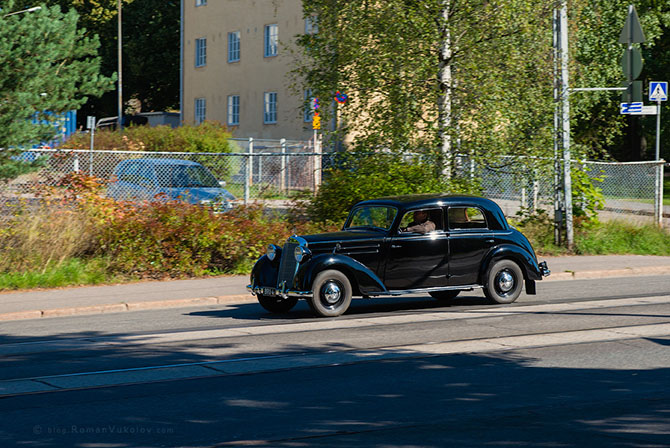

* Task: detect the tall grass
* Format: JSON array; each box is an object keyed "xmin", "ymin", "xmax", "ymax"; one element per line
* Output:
[{"xmin": 0, "ymin": 205, "xmax": 97, "ymax": 275}]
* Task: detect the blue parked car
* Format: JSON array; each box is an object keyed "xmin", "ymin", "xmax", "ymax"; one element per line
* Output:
[{"xmin": 107, "ymin": 158, "xmax": 236, "ymax": 212}]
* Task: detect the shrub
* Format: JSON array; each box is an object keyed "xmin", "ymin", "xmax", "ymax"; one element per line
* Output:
[
  {"xmin": 306, "ymin": 152, "xmax": 481, "ymax": 223},
  {"xmin": 63, "ymin": 121, "xmax": 235, "ymax": 153}
]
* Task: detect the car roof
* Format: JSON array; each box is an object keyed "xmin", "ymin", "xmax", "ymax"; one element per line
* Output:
[
  {"xmin": 120, "ymin": 158, "xmax": 201, "ymax": 166},
  {"xmin": 354, "ymin": 194, "xmax": 509, "ymax": 230},
  {"xmin": 356, "ymin": 193, "xmax": 497, "ymax": 209}
]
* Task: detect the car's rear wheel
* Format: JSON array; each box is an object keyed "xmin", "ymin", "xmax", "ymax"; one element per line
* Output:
[
  {"xmin": 257, "ymin": 294, "xmax": 298, "ymax": 313},
  {"xmin": 429, "ymin": 290, "xmax": 460, "ymax": 300},
  {"xmin": 484, "ymin": 259, "xmax": 523, "ymax": 304},
  {"xmin": 308, "ymin": 270, "xmax": 352, "ymax": 317}
]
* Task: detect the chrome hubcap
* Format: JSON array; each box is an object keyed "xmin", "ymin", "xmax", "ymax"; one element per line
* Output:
[
  {"xmin": 497, "ymin": 270, "xmax": 515, "ymax": 293},
  {"xmin": 322, "ymin": 281, "xmax": 342, "ymax": 304}
]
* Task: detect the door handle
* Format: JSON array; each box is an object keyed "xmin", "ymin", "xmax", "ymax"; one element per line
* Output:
[
  {"xmin": 391, "ymin": 244, "xmax": 402, "ymax": 249},
  {"xmin": 485, "ymin": 238, "xmax": 495, "ymax": 244}
]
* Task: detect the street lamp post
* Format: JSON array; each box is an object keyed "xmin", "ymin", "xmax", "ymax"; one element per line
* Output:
[
  {"xmin": 2, "ymin": 6, "xmax": 41, "ymax": 17},
  {"xmin": 117, "ymin": 0, "xmax": 123, "ymax": 131}
]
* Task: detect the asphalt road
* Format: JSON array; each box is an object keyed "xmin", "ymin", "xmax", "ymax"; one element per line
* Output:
[{"xmin": 1, "ymin": 275, "xmax": 669, "ymax": 447}]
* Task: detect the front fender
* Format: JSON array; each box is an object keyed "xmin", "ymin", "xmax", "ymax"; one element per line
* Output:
[
  {"xmin": 296, "ymin": 254, "xmax": 387, "ymax": 296},
  {"xmin": 250, "ymin": 255, "xmax": 279, "ymax": 288},
  {"xmin": 480, "ymin": 244, "xmax": 543, "ymax": 282}
]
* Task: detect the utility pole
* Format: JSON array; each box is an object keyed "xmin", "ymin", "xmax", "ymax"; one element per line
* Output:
[{"xmin": 553, "ymin": 1, "xmax": 573, "ymax": 248}]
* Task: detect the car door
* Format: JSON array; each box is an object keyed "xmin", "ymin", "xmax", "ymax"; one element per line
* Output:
[
  {"xmin": 383, "ymin": 208, "xmax": 450, "ymax": 290},
  {"xmin": 447, "ymin": 206, "xmax": 495, "ymax": 286}
]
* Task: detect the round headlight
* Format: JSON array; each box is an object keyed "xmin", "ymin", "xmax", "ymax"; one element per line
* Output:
[
  {"xmin": 267, "ymin": 244, "xmax": 277, "ymax": 261},
  {"xmin": 294, "ymin": 245, "xmax": 310, "ymax": 262}
]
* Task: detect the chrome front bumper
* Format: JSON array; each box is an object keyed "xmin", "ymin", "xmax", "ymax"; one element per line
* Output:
[{"xmin": 247, "ymin": 284, "xmax": 313, "ymax": 299}]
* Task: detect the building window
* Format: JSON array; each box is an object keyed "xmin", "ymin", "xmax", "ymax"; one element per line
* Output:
[
  {"xmin": 196, "ymin": 0, "xmax": 206, "ymax": 5},
  {"xmin": 263, "ymin": 92, "xmax": 277, "ymax": 124},
  {"xmin": 304, "ymin": 89, "xmax": 314, "ymax": 122},
  {"xmin": 195, "ymin": 38, "xmax": 206, "ymax": 67},
  {"xmin": 264, "ymin": 24, "xmax": 278, "ymax": 57},
  {"xmin": 195, "ymin": 98, "xmax": 206, "ymax": 124},
  {"xmin": 227, "ymin": 95, "xmax": 240, "ymax": 126},
  {"xmin": 228, "ymin": 31, "xmax": 240, "ymax": 62},
  {"xmin": 305, "ymin": 16, "xmax": 318, "ymax": 34}
]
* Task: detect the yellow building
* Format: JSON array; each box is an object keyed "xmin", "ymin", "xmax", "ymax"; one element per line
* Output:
[{"xmin": 180, "ymin": 0, "xmax": 315, "ymax": 140}]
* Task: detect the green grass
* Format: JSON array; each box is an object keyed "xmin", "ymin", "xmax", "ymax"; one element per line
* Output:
[
  {"xmin": 0, "ymin": 258, "xmax": 116, "ymax": 291},
  {"xmin": 574, "ymin": 221, "xmax": 670, "ymax": 255}
]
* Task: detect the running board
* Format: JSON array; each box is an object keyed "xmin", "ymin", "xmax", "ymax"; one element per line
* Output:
[{"xmin": 364, "ymin": 284, "xmax": 482, "ymax": 298}]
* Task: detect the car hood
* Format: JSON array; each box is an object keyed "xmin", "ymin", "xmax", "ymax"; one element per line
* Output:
[
  {"xmin": 161, "ymin": 187, "xmax": 235, "ymax": 203},
  {"xmin": 299, "ymin": 230, "xmax": 385, "ymax": 246}
]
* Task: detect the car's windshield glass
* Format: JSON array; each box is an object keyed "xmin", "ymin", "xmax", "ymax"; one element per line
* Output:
[
  {"xmin": 344, "ymin": 206, "xmax": 397, "ymax": 231},
  {"xmin": 155, "ymin": 165, "xmax": 220, "ymax": 188}
]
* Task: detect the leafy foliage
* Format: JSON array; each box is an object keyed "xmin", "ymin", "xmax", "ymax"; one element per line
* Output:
[
  {"xmin": 307, "ymin": 153, "xmax": 481, "ymax": 223},
  {"xmin": 64, "ymin": 121, "xmax": 235, "ymax": 153},
  {"xmin": 295, "ymin": 0, "xmax": 555, "ymax": 164},
  {"xmin": 13, "ymin": 0, "xmax": 180, "ymax": 119},
  {"xmin": 0, "ymin": 1, "xmax": 113, "ymax": 179}
]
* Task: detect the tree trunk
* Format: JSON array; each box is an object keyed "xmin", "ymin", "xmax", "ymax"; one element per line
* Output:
[{"xmin": 438, "ymin": 1, "xmax": 452, "ymax": 178}]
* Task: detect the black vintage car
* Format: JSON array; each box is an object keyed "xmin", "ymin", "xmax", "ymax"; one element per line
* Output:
[{"xmin": 248, "ymin": 194, "xmax": 550, "ymax": 317}]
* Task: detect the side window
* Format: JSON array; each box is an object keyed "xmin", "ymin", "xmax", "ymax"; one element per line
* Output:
[
  {"xmin": 448, "ymin": 207, "xmax": 488, "ymax": 230},
  {"xmin": 399, "ymin": 208, "xmax": 442, "ymax": 234},
  {"xmin": 117, "ymin": 161, "xmax": 138, "ymax": 182},
  {"xmin": 138, "ymin": 163, "xmax": 155, "ymax": 187}
]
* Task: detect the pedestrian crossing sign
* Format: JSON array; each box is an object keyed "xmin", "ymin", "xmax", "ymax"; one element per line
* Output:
[{"xmin": 649, "ymin": 81, "xmax": 667, "ymax": 101}]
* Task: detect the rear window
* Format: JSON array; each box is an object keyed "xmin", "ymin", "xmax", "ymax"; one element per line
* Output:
[{"xmin": 448, "ymin": 207, "xmax": 488, "ymax": 230}]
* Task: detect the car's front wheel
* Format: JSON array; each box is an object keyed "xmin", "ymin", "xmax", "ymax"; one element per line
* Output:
[
  {"xmin": 308, "ymin": 270, "xmax": 353, "ymax": 317},
  {"xmin": 257, "ymin": 295, "xmax": 298, "ymax": 313},
  {"xmin": 429, "ymin": 290, "xmax": 460, "ymax": 300},
  {"xmin": 484, "ymin": 259, "xmax": 524, "ymax": 304}
]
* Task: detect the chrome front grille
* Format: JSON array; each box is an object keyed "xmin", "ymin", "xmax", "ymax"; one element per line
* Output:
[{"xmin": 277, "ymin": 242, "xmax": 298, "ymax": 288}]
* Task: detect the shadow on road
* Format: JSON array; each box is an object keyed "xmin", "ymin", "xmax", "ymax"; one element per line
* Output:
[{"xmin": 0, "ymin": 299, "xmax": 669, "ymax": 447}]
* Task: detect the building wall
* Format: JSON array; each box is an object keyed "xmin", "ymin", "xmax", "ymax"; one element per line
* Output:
[{"xmin": 182, "ymin": 0, "xmax": 313, "ymax": 140}]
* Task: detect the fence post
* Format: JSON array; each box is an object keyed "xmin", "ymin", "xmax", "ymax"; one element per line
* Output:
[
  {"xmin": 73, "ymin": 154, "xmax": 80, "ymax": 173},
  {"xmin": 655, "ymin": 161, "xmax": 664, "ymax": 227},
  {"xmin": 280, "ymin": 138, "xmax": 286, "ymax": 192},
  {"xmin": 314, "ymin": 133, "xmax": 322, "ymax": 192},
  {"xmin": 245, "ymin": 137, "xmax": 253, "ymax": 204}
]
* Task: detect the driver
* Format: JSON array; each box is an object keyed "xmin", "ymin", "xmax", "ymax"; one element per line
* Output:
[{"xmin": 402, "ymin": 210, "xmax": 435, "ymax": 234}]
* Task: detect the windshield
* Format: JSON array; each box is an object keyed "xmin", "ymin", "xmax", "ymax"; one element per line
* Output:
[
  {"xmin": 344, "ymin": 205, "xmax": 397, "ymax": 231},
  {"xmin": 155, "ymin": 165, "xmax": 220, "ymax": 188}
]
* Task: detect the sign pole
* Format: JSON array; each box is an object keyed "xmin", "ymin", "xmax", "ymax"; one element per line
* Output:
[
  {"xmin": 87, "ymin": 116, "xmax": 96, "ymax": 176},
  {"xmin": 655, "ymin": 99, "xmax": 662, "ymax": 226}
]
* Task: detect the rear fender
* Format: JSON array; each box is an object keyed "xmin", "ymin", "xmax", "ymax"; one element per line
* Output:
[
  {"xmin": 480, "ymin": 245, "xmax": 543, "ymax": 283},
  {"xmin": 296, "ymin": 254, "xmax": 387, "ymax": 296}
]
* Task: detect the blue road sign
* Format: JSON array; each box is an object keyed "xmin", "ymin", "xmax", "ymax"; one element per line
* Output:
[
  {"xmin": 620, "ymin": 102, "xmax": 643, "ymax": 114},
  {"xmin": 649, "ymin": 81, "xmax": 668, "ymax": 101}
]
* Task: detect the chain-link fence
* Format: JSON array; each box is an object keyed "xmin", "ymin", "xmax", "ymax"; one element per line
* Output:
[
  {"xmin": 0, "ymin": 142, "xmax": 665, "ymax": 225},
  {"xmin": 453, "ymin": 155, "xmax": 666, "ymax": 225}
]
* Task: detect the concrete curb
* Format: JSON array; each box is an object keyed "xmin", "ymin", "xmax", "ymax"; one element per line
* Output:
[
  {"xmin": 0, "ymin": 267, "xmax": 668, "ymax": 322},
  {"xmin": 545, "ymin": 265, "xmax": 670, "ymax": 281},
  {"xmin": 0, "ymin": 295, "xmax": 255, "ymax": 323}
]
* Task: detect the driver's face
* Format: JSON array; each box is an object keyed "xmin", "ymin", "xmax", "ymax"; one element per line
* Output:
[{"xmin": 414, "ymin": 211, "xmax": 428, "ymax": 222}]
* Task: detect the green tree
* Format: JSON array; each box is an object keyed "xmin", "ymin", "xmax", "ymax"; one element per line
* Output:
[
  {"xmin": 0, "ymin": 1, "xmax": 113, "ymax": 180},
  {"xmin": 295, "ymin": 0, "xmax": 555, "ymax": 168},
  {"xmin": 13, "ymin": 0, "xmax": 180, "ymax": 121},
  {"xmin": 569, "ymin": 0, "xmax": 670, "ymax": 161}
]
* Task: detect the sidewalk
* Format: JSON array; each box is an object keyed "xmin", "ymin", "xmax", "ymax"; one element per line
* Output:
[{"xmin": 0, "ymin": 255, "xmax": 669, "ymax": 322}]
